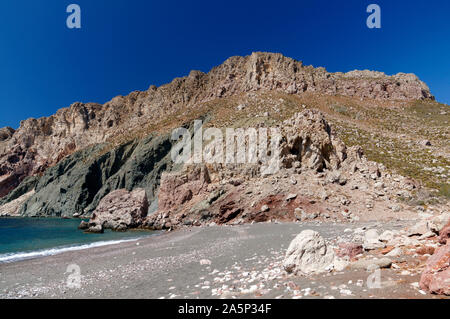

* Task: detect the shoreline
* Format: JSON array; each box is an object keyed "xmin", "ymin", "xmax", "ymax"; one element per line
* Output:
[
  {"xmin": 1, "ymin": 221, "xmax": 447, "ymax": 299},
  {"xmin": 0, "ymin": 234, "xmax": 154, "ymax": 264},
  {"xmin": 0, "ymin": 217, "xmax": 159, "ymax": 263}
]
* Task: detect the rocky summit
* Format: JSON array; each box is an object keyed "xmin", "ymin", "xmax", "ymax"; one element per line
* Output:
[{"xmin": 0, "ymin": 52, "xmax": 448, "ymax": 297}]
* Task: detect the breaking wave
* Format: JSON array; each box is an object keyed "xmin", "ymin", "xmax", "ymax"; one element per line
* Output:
[{"xmin": 0, "ymin": 237, "xmax": 147, "ymax": 263}]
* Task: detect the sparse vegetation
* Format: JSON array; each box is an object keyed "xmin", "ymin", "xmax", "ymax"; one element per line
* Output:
[{"xmin": 74, "ymin": 89, "xmax": 449, "ymax": 200}]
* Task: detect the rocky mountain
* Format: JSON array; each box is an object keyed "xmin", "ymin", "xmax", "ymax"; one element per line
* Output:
[
  {"xmin": 0, "ymin": 52, "xmax": 446, "ymax": 219},
  {"xmin": 0, "ymin": 52, "xmax": 434, "ymax": 199}
]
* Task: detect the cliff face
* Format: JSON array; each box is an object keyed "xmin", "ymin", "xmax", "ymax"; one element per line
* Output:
[
  {"xmin": 0, "ymin": 52, "xmax": 434, "ymax": 200},
  {"xmin": 17, "ymin": 133, "xmax": 176, "ymax": 218},
  {"xmin": 0, "ymin": 52, "xmax": 439, "ymax": 218}
]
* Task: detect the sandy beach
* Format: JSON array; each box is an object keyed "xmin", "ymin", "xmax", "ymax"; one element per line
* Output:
[{"xmin": 1, "ymin": 221, "xmax": 447, "ymax": 299}]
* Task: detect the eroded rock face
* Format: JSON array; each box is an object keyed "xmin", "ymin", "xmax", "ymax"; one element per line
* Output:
[
  {"xmin": 283, "ymin": 230, "xmax": 335, "ymax": 275},
  {"xmin": 145, "ymin": 109, "xmax": 353, "ymax": 229},
  {"xmin": 419, "ymin": 242, "xmax": 450, "ymax": 295},
  {"xmin": 279, "ymin": 109, "xmax": 346, "ymax": 171},
  {"xmin": 141, "ymin": 109, "xmax": 422, "ymax": 231},
  {"xmin": 209, "ymin": 53, "xmax": 433, "ymax": 101},
  {"xmin": 145, "ymin": 110, "xmax": 359, "ymax": 230},
  {"xmin": 86, "ymin": 188, "xmax": 149, "ymax": 232},
  {"xmin": 0, "ymin": 52, "xmax": 433, "ymax": 200},
  {"xmin": 144, "ymin": 164, "xmax": 213, "ymax": 229},
  {"xmin": 158, "ymin": 165, "xmax": 211, "ymax": 212}
]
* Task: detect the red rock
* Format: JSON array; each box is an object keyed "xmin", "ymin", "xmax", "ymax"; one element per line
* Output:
[
  {"xmin": 217, "ymin": 201, "xmax": 242, "ymax": 224},
  {"xmin": 157, "ymin": 165, "xmax": 210, "ymax": 212},
  {"xmin": 0, "ymin": 173, "xmax": 21, "ymax": 198},
  {"xmin": 438, "ymin": 220, "xmax": 450, "ymax": 245},
  {"xmin": 419, "ymin": 242, "xmax": 450, "ymax": 295},
  {"xmin": 336, "ymin": 242, "xmax": 363, "ymax": 259},
  {"xmin": 416, "ymin": 246, "xmax": 435, "ymax": 256}
]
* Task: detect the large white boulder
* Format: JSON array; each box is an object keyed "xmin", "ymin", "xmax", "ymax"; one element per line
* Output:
[{"xmin": 283, "ymin": 230, "xmax": 335, "ymax": 275}]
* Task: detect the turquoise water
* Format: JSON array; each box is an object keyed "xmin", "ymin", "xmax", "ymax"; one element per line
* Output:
[{"xmin": 0, "ymin": 218, "xmax": 155, "ymax": 263}]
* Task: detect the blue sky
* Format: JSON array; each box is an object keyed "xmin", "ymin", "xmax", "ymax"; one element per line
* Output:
[{"xmin": 0, "ymin": 0, "xmax": 449, "ymax": 128}]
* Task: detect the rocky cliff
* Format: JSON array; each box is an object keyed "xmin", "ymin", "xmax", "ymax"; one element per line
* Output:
[
  {"xmin": 0, "ymin": 51, "xmax": 443, "ymax": 220},
  {"xmin": 17, "ymin": 133, "xmax": 177, "ymax": 218},
  {"xmin": 0, "ymin": 52, "xmax": 434, "ymax": 202},
  {"xmin": 142, "ymin": 109, "xmax": 413, "ymax": 230}
]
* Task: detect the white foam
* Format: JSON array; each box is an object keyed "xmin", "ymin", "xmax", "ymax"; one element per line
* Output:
[{"xmin": 0, "ymin": 237, "xmax": 146, "ymax": 263}]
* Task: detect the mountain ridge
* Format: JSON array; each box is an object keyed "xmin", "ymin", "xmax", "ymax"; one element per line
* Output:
[{"xmin": 0, "ymin": 52, "xmax": 439, "ymax": 200}]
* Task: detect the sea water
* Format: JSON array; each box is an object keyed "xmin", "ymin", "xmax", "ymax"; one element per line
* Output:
[{"xmin": 0, "ymin": 217, "xmax": 155, "ymax": 263}]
